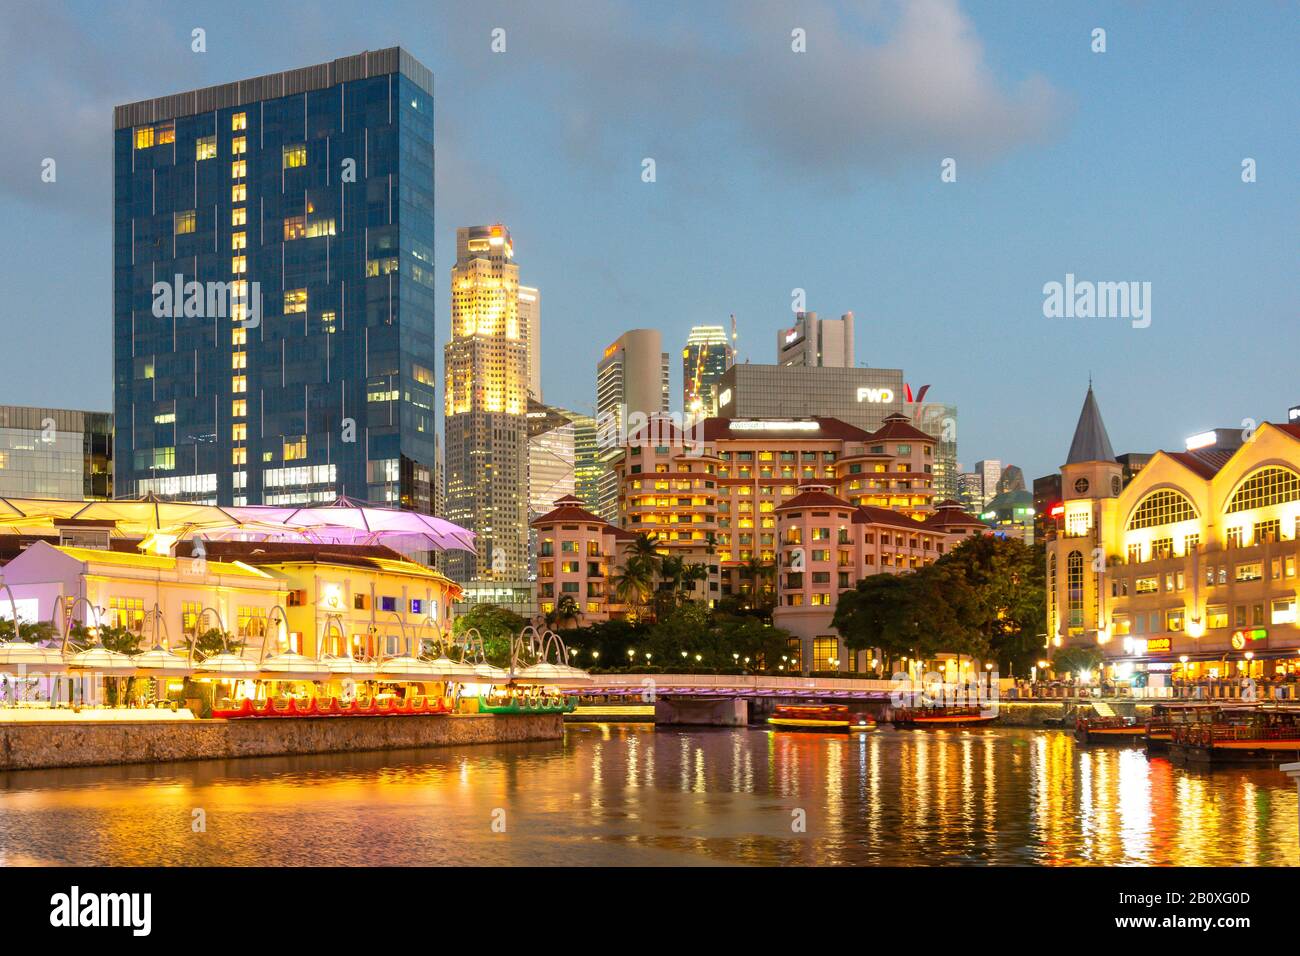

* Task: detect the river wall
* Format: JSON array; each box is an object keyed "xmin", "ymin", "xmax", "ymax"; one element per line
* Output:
[{"xmin": 0, "ymin": 713, "xmax": 563, "ymax": 771}]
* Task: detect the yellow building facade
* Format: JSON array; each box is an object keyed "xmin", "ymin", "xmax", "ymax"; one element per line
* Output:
[{"xmin": 1046, "ymin": 389, "xmax": 1300, "ymax": 683}]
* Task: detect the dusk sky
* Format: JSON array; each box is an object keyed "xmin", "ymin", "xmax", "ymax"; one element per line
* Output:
[{"xmin": 0, "ymin": 0, "xmax": 1294, "ymax": 480}]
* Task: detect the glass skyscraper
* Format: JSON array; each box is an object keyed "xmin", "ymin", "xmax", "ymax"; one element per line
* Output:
[{"xmin": 112, "ymin": 49, "xmax": 437, "ymax": 510}]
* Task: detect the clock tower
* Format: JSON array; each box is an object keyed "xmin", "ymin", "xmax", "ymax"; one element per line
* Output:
[{"xmin": 1048, "ymin": 387, "xmax": 1122, "ymax": 652}]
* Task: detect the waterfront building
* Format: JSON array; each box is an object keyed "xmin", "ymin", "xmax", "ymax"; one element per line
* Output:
[
  {"xmin": 716, "ymin": 363, "xmax": 905, "ymax": 432},
  {"xmin": 443, "ymin": 223, "xmax": 530, "ymax": 597},
  {"xmin": 682, "ymin": 325, "xmax": 734, "ymax": 422},
  {"xmin": 113, "ymin": 49, "xmax": 438, "ymax": 510},
  {"xmin": 532, "ymin": 494, "xmax": 635, "ymax": 624},
  {"xmin": 1045, "ymin": 387, "xmax": 1300, "ymax": 685},
  {"xmin": 0, "ymin": 406, "xmax": 112, "ymax": 500},
  {"xmin": 594, "ymin": 329, "xmax": 669, "ymax": 521},
  {"xmin": 777, "ymin": 311, "xmax": 854, "ymax": 367}
]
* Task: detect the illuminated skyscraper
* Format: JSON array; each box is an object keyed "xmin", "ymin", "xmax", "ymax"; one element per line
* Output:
[
  {"xmin": 682, "ymin": 325, "xmax": 734, "ymax": 422},
  {"xmin": 443, "ymin": 224, "xmax": 529, "ymax": 594}
]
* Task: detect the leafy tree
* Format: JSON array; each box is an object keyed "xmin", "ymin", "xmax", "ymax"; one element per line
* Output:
[
  {"xmin": 1051, "ymin": 645, "xmax": 1103, "ymax": 679},
  {"xmin": 179, "ymin": 628, "xmax": 244, "ymax": 660},
  {"xmin": 611, "ymin": 554, "xmax": 656, "ymax": 620},
  {"xmin": 97, "ymin": 624, "xmax": 144, "ymax": 655},
  {"xmin": 547, "ymin": 594, "xmax": 581, "ymax": 631},
  {"xmin": 452, "ymin": 604, "xmax": 526, "ymax": 665},
  {"xmin": 934, "ymin": 536, "xmax": 1046, "ymax": 675},
  {"xmin": 0, "ymin": 619, "xmax": 56, "ymax": 644}
]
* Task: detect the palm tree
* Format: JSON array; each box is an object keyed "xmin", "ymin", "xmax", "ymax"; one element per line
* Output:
[
  {"xmin": 682, "ymin": 562, "xmax": 710, "ymax": 600},
  {"xmin": 659, "ymin": 555, "xmax": 686, "ymax": 601},
  {"xmin": 740, "ymin": 557, "xmax": 776, "ymax": 610},
  {"xmin": 550, "ymin": 594, "xmax": 581, "ymax": 630},
  {"xmin": 611, "ymin": 555, "xmax": 656, "ymax": 621}
]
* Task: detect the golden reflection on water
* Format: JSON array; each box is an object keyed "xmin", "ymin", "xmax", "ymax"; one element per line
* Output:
[{"xmin": 0, "ymin": 726, "xmax": 1294, "ymax": 867}]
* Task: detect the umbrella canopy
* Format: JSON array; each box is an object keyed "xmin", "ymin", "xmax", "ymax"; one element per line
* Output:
[
  {"xmin": 0, "ymin": 642, "xmax": 67, "ymax": 674},
  {"xmin": 472, "ymin": 662, "xmax": 511, "ymax": 684},
  {"xmin": 192, "ymin": 652, "xmax": 260, "ymax": 677},
  {"xmin": 66, "ymin": 646, "xmax": 138, "ymax": 675},
  {"xmin": 321, "ymin": 655, "xmax": 379, "ymax": 679},
  {"xmin": 70, "ymin": 494, "xmax": 242, "ymax": 537},
  {"xmin": 259, "ymin": 652, "xmax": 330, "ymax": 682},
  {"xmin": 420, "ymin": 656, "xmax": 483, "ymax": 681},
  {"xmin": 375, "ymin": 655, "xmax": 446, "ymax": 682},
  {"xmin": 515, "ymin": 662, "xmax": 593, "ymax": 687},
  {"xmin": 229, "ymin": 497, "xmax": 476, "ymax": 552},
  {"xmin": 132, "ymin": 645, "xmax": 194, "ymax": 677}
]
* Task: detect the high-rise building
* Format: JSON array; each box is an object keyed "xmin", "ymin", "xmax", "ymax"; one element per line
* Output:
[
  {"xmin": 974, "ymin": 460, "xmax": 1003, "ymax": 510},
  {"xmin": 717, "ymin": 364, "xmax": 905, "ymax": 432},
  {"xmin": 444, "ymin": 223, "xmax": 529, "ymax": 592},
  {"xmin": 594, "ymin": 329, "xmax": 669, "ymax": 519},
  {"xmin": 0, "ymin": 406, "xmax": 113, "ymax": 500},
  {"xmin": 682, "ymin": 325, "xmax": 734, "ymax": 421},
  {"xmin": 906, "ymin": 400, "xmax": 959, "ymax": 503},
  {"xmin": 568, "ymin": 409, "xmax": 604, "ymax": 514},
  {"xmin": 777, "ymin": 311, "xmax": 855, "ymax": 367},
  {"xmin": 113, "ymin": 49, "xmax": 438, "ymax": 509},
  {"xmin": 518, "ymin": 285, "xmax": 541, "ymax": 402}
]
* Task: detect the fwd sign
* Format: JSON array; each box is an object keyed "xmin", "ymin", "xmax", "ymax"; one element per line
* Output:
[{"xmin": 856, "ymin": 387, "xmax": 895, "ymax": 403}]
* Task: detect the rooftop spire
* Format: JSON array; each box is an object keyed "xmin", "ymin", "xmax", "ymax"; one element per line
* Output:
[{"xmin": 1065, "ymin": 386, "xmax": 1116, "ymax": 464}]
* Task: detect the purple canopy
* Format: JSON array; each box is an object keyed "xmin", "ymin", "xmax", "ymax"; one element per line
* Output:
[{"xmin": 225, "ymin": 496, "xmax": 476, "ymax": 552}]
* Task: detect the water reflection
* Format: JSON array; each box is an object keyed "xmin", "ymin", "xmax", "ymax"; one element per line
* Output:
[{"xmin": 0, "ymin": 726, "xmax": 1294, "ymax": 866}]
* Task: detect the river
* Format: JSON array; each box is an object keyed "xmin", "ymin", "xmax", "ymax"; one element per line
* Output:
[{"xmin": 0, "ymin": 724, "xmax": 1294, "ymax": 866}]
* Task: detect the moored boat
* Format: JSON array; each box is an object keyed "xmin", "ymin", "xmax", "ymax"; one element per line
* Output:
[
  {"xmin": 1144, "ymin": 702, "xmax": 1222, "ymax": 752},
  {"xmin": 1074, "ymin": 701, "xmax": 1144, "ymax": 745},
  {"xmin": 768, "ymin": 704, "xmax": 875, "ymax": 732},
  {"xmin": 1168, "ymin": 705, "xmax": 1300, "ymax": 765},
  {"xmin": 891, "ymin": 705, "xmax": 996, "ymax": 728}
]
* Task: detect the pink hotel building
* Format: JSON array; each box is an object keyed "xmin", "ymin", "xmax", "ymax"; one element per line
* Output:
[{"xmin": 533, "ymin": 414, "xmax": 987, "ymax": 672}]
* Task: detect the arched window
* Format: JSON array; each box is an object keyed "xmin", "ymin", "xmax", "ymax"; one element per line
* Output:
[
  {"xmin": 1048, "ymin": 554, "xmax": 1057, "ymax": 634},
  {"xmin": 1066, "ymin": 551, "xmax": 1084, "ymax": 629},
  {"xmin": 1226, "ymin": 466, "xmax": 1300, "ymax": 513},
  {"xmin": 1128, "ymin": 489, "xmax": 1198, "ymax": 529}
]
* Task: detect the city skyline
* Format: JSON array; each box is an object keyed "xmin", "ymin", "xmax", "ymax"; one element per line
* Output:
[{"xmin": 1, "ymin": 1, "xmax": 1294, "ymax": 483}]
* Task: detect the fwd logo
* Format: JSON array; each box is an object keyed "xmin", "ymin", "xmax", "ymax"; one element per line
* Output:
[
  {"xmin": 49, "ymin": 886, "xmax": 151, "ymax": 937},
  {"xmin": 855, "ymin": 387, "xmax": 895, "ymax": 403}
]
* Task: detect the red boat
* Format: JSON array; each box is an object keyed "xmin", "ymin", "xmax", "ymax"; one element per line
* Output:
[
  {"xmin": 212, "ymin": 695, "xmax": 451, "ymax": 719},
  {"xmin": 891, "ymin": 706, "xmax": 997, "ymax": 728}
]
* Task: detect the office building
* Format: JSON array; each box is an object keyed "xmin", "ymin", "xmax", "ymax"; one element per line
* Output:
[
  {"xmin": 1032, "ymin": 472, "xmax": 1063, "ymax": 543},
  {"xmin": 716, "ymin": 364, "xmax": 905, "ymax": 432},
  {"xmin": 906, "ymin": 400, "xmax": 959, "ymax": 503},
  {"xmin": 594, "ymin": 329, "xmax": 669, "ymax": 520},
  {"xmin": 0, "ymin": 406, "xmax": 113, "ymax": 500},
  {"xmin": 974, "ymin": 460, "xmax": 1002, "ymax": 510},
  {"xmin": 526, "ymin": 401, "xmax": 577, "ymax": 582},
  {"xmin": 519, "ymin": 285, "xmax": 541, "ymax": 401},
  {"xmin": 777, "ymin": 311, "xmax": 854, "ymax": 367},
  {"xmin": 444, "ymin": 223, "xmax": 530, "ymax": 594},
  {"xmin": 682, "ymin": 325, "xmax": 734, "ymax": 421},
  {"xmin": 113, "ymin": 49, "xmax": 438, "ymax": 510}
]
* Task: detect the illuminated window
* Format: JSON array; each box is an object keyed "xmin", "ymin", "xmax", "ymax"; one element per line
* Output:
[
  {"xmin": 232, "ymin": 423, "xmax": 247, "ymax": 441},
  {"xmin": 237, "ymin": 606, "xmax": 267, "ymax": 638},
  {"xmin": 320, "ymin": 311, "xmax": 336, "ymax": 333},
  {"xmin": 232, "ymin": 112, "xmax": 247, "ymax": 131},
  {"xmin": 134, "ymin": 126, "xmax": 154, "ymax": 149},
  {"xmin": 231, "ymin": 328, "xmax": 246, "ymax": 346},
  {"xmin": 153, "ymin": 411, "xmax": 175, "ymax": 424},
  {"xmin": 232, "ymin": 184, "xmax": 246, "ymax": 202},
  {"xmin": 231, "ymin": 231, "xmax": 246, "ymax": 250},
  {"xmin": 231, "ymin": 136, "xmax": 246, "ymax": 155},
  {"xmin": 232, "ymin": 352, "xmax": 246, "ymax": 370},
  {"xmin": 1227, "ymin": 467, "xmax": 1300, "ymax": 513},
  {"xmin": 231, "ymin": 256, "xmax": 246, "ymax": 274},
  {"xmin": 232, "ymin": 448, "xmax": 247, "ymax": 465},
  {"xmin": 284, "ymin": 289, "xmax": 307, "ymax": 314},
  {"xmin": 305, "ymin": 218, "xmax": 336, "ymax": 238},
  {"xmin": 283, "ymin": 144, "xmax": 307, "ymax": 168},
  {"xmin": 1066, "ymin": 550, "xmax": 1084, "ymax": 628},
  {"xmin": 283, "ymin": 436, "xmax": 307, "ymax": 461},
  {"xmin": 231, "ymin": 160, "xmax": 246, "ymax": 178},
  {"xmin": 196, "ymin": 135, "xmax": 217, "ymax": 160},
  {"xmin": 232, "ymin": 399, "xmax": 247, "ymax": 417},
  {"xmin": 232, "ymin": 207, "xmax": 247, "ymax": 227},
  {"xmin": 174, "ymin": 210, "xmax": 196, "ymax": 235},
  {"xmin": 1128, "ymin": 489, "xmax": 1198, "ymax": 530},
  {"xmin": 283, "ymin": 216, "xmax": 305, "ymax": 241},
  {"xmin": 109, "ymin": 597, "xmax": 146, "ymax": 632},
  {"xmin": 811, "ymin": 637, "xmax": 836, "ymax": 671},
  {"xmin": 232, "ymin": 375, "xmax": 247, "ymax": 393}
]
